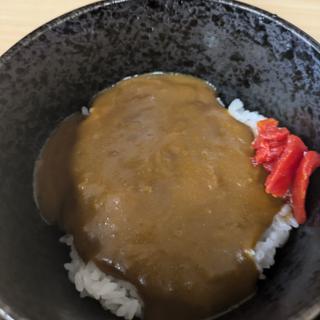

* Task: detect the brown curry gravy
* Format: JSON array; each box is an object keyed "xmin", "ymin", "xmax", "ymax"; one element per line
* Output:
[{"xmin": 35, "ymin": 73, "xmax": 282, "ymax": 320}]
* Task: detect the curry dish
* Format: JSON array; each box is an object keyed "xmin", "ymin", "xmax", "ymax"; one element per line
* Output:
[{"xmin": 35, "ymin": 73, "xmax": 282, "ymax": 320}]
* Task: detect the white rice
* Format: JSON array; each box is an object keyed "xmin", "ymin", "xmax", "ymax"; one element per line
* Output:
[
  {"xmin": 61, "ymin": 98, "xmax": 298, "ymax": 320},
  {"xmin": 228, "ymin": 99, "xmax": 266, "ymax": 136},
  {"xmin": 61, "ymin": 235, "xmax": 143, "ymax": 320},
  {"xmin": 252, "ymin": 204, "xmax": 298, "ymax": 274},
  {"xmin": 81, "ymin": 106, "xmax": 90, "ymax": 116}
]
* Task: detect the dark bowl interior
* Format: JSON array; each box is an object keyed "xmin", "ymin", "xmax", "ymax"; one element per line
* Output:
[{"xmin": 1, "ymin": 0, "xmax": 320, "ymax": 319}]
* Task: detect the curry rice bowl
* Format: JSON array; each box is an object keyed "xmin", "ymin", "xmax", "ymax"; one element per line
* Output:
[{"xmin": 53, "ymin": 98, "xmax": 298, "ymax": 320}]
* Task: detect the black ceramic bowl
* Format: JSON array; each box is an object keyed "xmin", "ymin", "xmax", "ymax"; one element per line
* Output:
[{"xmin": 1, "ymin": 0, "xmax": 320, "ymax": 319}]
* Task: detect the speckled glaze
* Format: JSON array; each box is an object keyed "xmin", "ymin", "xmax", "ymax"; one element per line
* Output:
[{"xmin": 0, "ymin": 0, "xmax": 320, "ymax": 319}]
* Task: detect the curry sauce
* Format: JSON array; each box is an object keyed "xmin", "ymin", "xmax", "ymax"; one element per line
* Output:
[{"xmin": 35, "ymin": 74, "xmax": 282, "ymax": 320}]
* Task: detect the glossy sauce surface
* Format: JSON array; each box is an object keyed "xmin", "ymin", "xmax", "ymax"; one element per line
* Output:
[{"xmin": 35, "ymin": 74, "xmax": 282, "ymax": 320}]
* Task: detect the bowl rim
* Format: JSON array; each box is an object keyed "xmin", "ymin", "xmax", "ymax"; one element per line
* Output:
[
  {"xmin": 1, "ymin": 0, "xmax": 320, "ymax": 64},
  {"xmin": 0, "ymin": 0, "xmax": 320, "ymax": 319}
]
